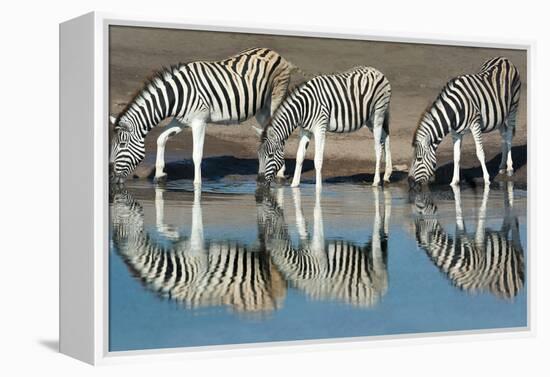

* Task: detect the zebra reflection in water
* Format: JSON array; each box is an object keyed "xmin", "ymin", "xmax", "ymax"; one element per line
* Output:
[
  {"xmin": 412, "ymin": 183, "xmax": 524, "ymax": 299},
  {"xmin": 110, "ymin": 187, "xmax": 286, "ymax": 314},
  {"xmin": 257, "ymin": 187, "xmax": 391, "ymax": 308}
]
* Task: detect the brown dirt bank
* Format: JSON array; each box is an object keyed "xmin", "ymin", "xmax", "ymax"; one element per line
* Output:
[{"xmin": 110, "ymin": 26, "xmax": 528, "ymax": 186}]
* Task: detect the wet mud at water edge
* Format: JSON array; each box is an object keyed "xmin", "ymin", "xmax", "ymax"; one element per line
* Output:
[{"xmin": 109, "ymin": 179, "xmax": 527, "ymax": 351}]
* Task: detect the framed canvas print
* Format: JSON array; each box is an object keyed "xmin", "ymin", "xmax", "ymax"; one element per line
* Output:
[{"xmin": 59, "ymin": 12, "xmax": 532, "ymax": 365}]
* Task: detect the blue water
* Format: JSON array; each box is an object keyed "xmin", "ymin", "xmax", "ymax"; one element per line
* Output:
[{"xmin": 109, "ymin": 181, "xmax": 527, "ymax": 352}]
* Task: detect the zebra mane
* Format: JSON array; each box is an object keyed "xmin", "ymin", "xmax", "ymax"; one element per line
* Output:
[
  {"xmin": 115, "ymin": 64, "xmax": 185, "ymax": 125},
  {"xmin": 411, "ymin": 79, "xmax": 455, "ymax": 146},
  {"xmin": 260, "ymin": 80, "xmax": 310, "ymax": 143}
]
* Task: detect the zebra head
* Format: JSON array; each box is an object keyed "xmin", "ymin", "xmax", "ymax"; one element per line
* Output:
[
  {"xmin": 408, "ymin": 139, "xmax": 437, "ymax": 188},
  {"xmin": 109, "ymin": 115, "xmax": 145, "ymax": 182},
  {"xmin": 257, "ymin": 138, "xmax": 285, "ymax": 185}
]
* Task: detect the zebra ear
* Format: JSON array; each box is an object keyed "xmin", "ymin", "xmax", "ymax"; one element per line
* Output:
[
  {"xmin": 252, "ymin": 126, "xmax": 263, "ymax": 138},
  {"xmin": 110, "ymin": 115, "xmax": 117, "ymax": 125}
]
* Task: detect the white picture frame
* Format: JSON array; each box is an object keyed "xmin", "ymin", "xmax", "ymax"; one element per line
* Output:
[{"xmin": 59, "ymin": 11, "xmax": 534, "ymax": 365}]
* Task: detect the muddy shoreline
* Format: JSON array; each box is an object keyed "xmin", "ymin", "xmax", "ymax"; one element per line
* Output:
[{"xmin": 110, "ymin": 26, "xmax": 528, "ymax": 186}]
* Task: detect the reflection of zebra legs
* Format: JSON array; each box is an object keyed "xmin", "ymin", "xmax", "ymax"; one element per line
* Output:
[
  {"xmin": 502, "ymin": 181, "xmax": 521, "ymax": 252},
  {"xmin": 383, "ymin": 187, "xmax": 392, "ymax": 235},
  {"xmin": 450, "ymin": 184, "xmax": 489, "ymax": 245},
  {"xmin": 189, "ymin": 187, "xmax": 204, "ymax": 254},
  {"xmin": 372, "ymin": 187, "xmax": 390, "ymax": 274},
  {"xmin": 292, "ymin": 188, "xmax": 308, "ymax": 242},
  {"xmin": 155, "ymin": 187, "xmax": 180, "ymax": 240},
  {"xmin": 292, "ymin": 188, "xmax": 327, "ymax": 264}
]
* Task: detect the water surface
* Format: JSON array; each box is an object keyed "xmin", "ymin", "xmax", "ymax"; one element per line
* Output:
[{"xmin": 109, "ymin": 180, "xmax": 527, "ymax": 352}]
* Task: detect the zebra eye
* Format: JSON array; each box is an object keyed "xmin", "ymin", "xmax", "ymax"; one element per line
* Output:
[
  {"xmin": 119, "ymin": 142, "xmax": 127, "ymax": 149},
  {"xmin": 416, "ymin": 157, "xmax": 422, "ymax": 162}
]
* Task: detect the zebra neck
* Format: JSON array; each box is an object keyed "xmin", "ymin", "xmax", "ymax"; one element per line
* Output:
[
  {"xmin": 416, "ymin": 116, "xmax": 448, "ymax": 150},
  {"xmin": 118, "ymin": 70, "xmax": 181, "ymax": 136}
]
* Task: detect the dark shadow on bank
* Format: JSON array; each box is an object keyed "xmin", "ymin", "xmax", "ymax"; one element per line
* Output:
[
  {"xmin": 432, "ymin": 144, "xmax": 527, "ymax": 188},
  {"xmin": 138, "ymin": 144, "xmax": 526, "ymax": 187},
  {"xmin": 145, "ymin": 156, "xmax": 314, "ymax": 182}
]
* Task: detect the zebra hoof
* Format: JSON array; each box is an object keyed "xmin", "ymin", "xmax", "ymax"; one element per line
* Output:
[
  {"xmin": 154, "ymin": 175, "xmax": 167, "ymax": 184},
  {"xmin": 372, "ymin": 181, "xmax": 380, "ymax": 187},
  {"xmin": 275, "ymin": 175, "xmax": 287, "ymax": 184},
  {"xmin": 498, "ymin": 169, "xmax": 506, "ymax": 175},
  {"xmin": 506, "ymin": 169, "xmax": 514, "ymax": 177}
]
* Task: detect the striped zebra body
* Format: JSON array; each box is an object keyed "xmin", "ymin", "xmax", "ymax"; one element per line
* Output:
[
  {"xmin": 110, "ymin": 48, "xmax": 295, "ymax": 184},
  {"xmin": 409, "ymin": 57, "xmax": 521, "ymax": 186},
  {"xmin": 110, "ymin": 187, "xmax": 286, "ymax": 314},
  {"xmin": 257, "ymin": 66, "xmax": 392, "ymax": 188}
]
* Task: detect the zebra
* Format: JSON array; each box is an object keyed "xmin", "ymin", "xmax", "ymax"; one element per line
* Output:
[
  {"xmin": 256, "ymin": 186, "xmax": 390, "ymax": 307},
  {"xmin": 408, "ymin": 57, "xmax": 521, "ymax": 188},
  {"xmin": 109, "ymin": 48, "xmax": 298, "ymax": 185},
  {"xmin": 257, "ymin": 66, "xmax": 392, "ymax": 189},
  {"xmin": 412, "ymin": 183, "xmax": 525, "ymax": 299},
  {"xmin": 110, "ymin": 186, "xmax": 286, "ymax": 314}
]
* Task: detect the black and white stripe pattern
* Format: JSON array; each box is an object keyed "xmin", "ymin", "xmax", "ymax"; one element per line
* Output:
[
  {"xmin": 408, "ymin": 57, "xmax": 521, "ymax": 186},
  {"xmin": 110, "ymin": 187, "xmax": 286, "ymax": 314},
  {"xmin": 257, "ymin": 66, "xmax": 392, "ymax": 188},
  {"xmin": 412, "ymin": 186, "xmax": 524, "ymax": 299},
  {"xmin": 110, "ymin": 48, "xmax": 296, "ymax": 184},
  {"xmin": 257, "ymin": 187, "xmax": 390, "ymax": 307}
]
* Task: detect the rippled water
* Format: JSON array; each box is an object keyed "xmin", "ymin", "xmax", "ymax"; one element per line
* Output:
[{"xmin": 109, "ymin": 180, "xmax": 527, "ymax": 352}]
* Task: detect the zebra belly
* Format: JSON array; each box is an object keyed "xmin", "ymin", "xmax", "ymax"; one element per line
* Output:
[
  {"xmin": 208, "ymin": 106, "xmax": 255, "ymax": 125},
  {"xmin": 327, "ymin": 117, "xmax": 365, "ymax": 133}
]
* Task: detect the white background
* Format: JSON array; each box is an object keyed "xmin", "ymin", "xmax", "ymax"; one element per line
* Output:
[{"xmin": 1, "ymin": 0, "xmax": 548, "ymax": 375}]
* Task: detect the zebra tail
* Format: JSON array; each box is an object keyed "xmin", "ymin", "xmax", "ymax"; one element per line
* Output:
[{"xmin": 383, "ymin": 106, "xmax": 390, "ymax": 136}]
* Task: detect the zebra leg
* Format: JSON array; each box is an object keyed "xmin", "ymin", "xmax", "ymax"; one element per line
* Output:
[
  {"xmin": 372, "ymin": 123, "xmax": 383, "ymax": 186},
  {"xmin": 383, "ymin": 133, "xmax": 393, "ymax": 183},
  {"xmin": 499, "ymin": 113, "xmax": 516, "ymax": 176},
  {"xmin": 471, "ymin": 125, "xmax": 490, "ymax": 185},
  {"xmin": 450, "ymin": 133, "xmax": 462, "ymax": 186},
  {"xmin": 498, "ymin": 124, "xmax": 508, "ymax": 174},
  {"xmin": 313, "ymin": 128, "xmax": 326, "ymax": 192},
  {"xmin": 154, "ymin": 126, "xmax": 182, "ymax": 183},
  {"xmin": 291, "ymin": 129, "xmax": 312, "ymax": 188},
  {"xmin": 191, "ymin": 120, "xmax": 206, "ymax": 187}
]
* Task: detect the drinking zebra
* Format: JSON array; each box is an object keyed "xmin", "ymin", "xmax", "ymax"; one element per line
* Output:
[
  {"xmin": 109, "ymin": 48, "xmax": 298, "ymax": 185},
  {"xmin": 412, "ymin": 183, "xmax": 525, "ymax": 299},
  {"xmin": 257, "ymin": 187, "xmax": 390, "ymax": 307},
  {"xmin": 110, "ymin": 186, "xmax": 286, "ymax": 314},
  {"xmin": 257, "ymin": 66, "xmax": 392, "ymax": 189},
  {"xmin": 408, "ymin": 57, "xmax": 521, "ymax": 187}
]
